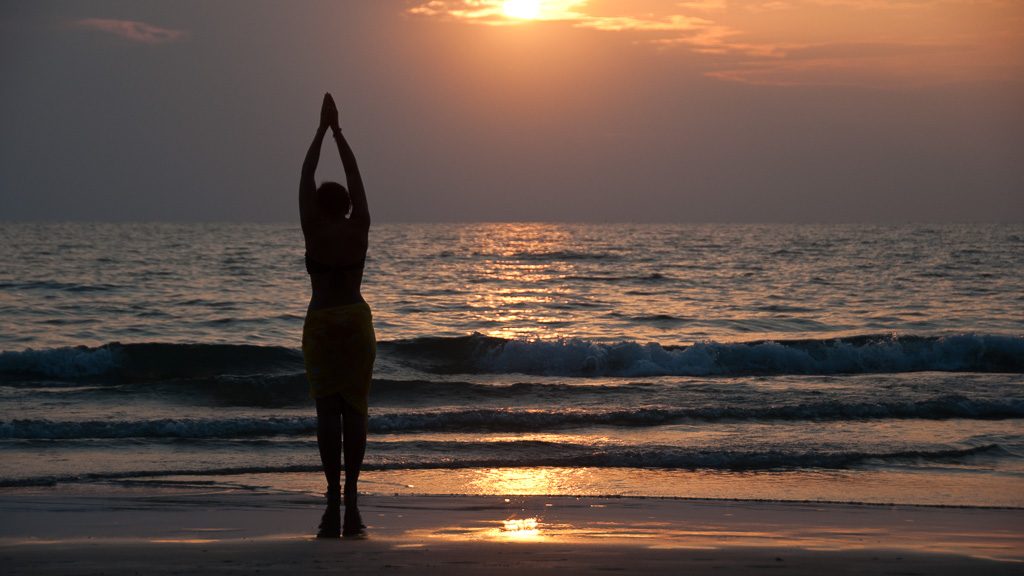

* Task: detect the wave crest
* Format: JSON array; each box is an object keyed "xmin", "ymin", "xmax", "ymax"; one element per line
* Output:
[
  {"xmin": 4, "ymin": 396, "xmax": 1020, "ymax": 439},
  {"xmin": 0, "ymin": 342, "xmax": 302, "ymax": 380},
  {"xmin": 2, "ymin": 333, "xmax": 1021, "ymax": 381},
  {"xmin": 387, "ymin": 333, "xmax": 1024, "ymax": 377}
]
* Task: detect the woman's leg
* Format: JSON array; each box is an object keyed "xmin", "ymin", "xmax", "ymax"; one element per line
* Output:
[
  {"xmin": 340, "ymin": 398, "xmax": 367, "ymax": 534},
  {"xmin": 315, "ymin": 394, "xmax": 343, "ymax": 501},
  {"xmin": 315, "ymin": 394, "xmax": 344, "ymax": 538}
]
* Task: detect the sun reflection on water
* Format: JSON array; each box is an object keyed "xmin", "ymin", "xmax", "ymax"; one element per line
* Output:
[
  {"xmin": 501, "ymin": 517, "xmax": 541, "ymax": 541},
  {"xmin": 470, "ymin": 467, "xmax": 590, "ymax": 495},
  {"xmin": 463, "ymin": 223, "xmax": 584, "ymax": 341}
]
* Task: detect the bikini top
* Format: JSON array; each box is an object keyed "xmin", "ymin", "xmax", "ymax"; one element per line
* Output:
[{"xmin": 305, "ymin": 252, "xmax": 365, "ymax": 275}]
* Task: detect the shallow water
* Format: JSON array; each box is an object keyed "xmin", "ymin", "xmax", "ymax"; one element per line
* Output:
[{"xmin": 1, "ymin": 223, "xmax": 1022, "ymax": 506}]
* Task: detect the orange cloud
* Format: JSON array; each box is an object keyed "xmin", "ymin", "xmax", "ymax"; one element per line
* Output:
[
  {"xmin": 406, "ymin": 0, "xmax": 1024, "ymax": 86},
  {"xmin": 73, "ymin": 18, "xmax": 187, "ymax": 44},
  {"xmin": 704, "ymin": 42, "xmax": 973, "ymax": 86},
  {"xmin": 575, "ymin": 14, "xmax": 715, "ymax": 33}
]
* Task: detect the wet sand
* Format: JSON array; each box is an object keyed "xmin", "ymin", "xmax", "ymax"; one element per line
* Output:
[{"xmin": 2, "ymin": 486, "xmax": 1021, "ymax": 575}]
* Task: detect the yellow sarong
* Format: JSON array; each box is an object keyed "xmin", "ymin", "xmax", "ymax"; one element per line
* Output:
[{"xmin": 301, "ymin": 302, "xmax": 376, "ymax": 415}]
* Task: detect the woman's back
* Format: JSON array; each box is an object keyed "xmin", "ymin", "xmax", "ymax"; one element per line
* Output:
[
  {"xmin": 304, "ymin": 219, "xmax": 368, "ymax": 309},
  {"xmin": 298, "ymin": 93, "xmax": 371, "ymax": 311}
]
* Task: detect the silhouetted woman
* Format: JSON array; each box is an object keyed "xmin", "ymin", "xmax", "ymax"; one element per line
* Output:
[{"xmin": 300, "ymin": 93, "xmax": 374, "ymax": 539}]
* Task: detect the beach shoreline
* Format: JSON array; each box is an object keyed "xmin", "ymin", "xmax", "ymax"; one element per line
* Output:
[{"xmin": 3, "ymin": 484, "xmax": 1021, "ymax": 575}]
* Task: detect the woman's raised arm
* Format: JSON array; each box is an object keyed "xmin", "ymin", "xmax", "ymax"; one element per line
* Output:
[
  {"xmin": 332, "ymin": 128, "xmax": 368, "ymax": 225},
  {"xmin": 327, "ymin": 95, "xmax": 369, "ymax": 225},
  {"xmin": 299, "ymin": 94, "xmax": 337, "ymax": 224}
]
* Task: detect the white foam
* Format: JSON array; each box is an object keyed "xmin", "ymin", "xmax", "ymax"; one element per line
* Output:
[
  {"xmin": 0, "ymin": 346, "xmax": 118, "ymax": 378},
  {"xmin": 476, "ymin": 334, "xmax": 1024, "ymax": 377}
]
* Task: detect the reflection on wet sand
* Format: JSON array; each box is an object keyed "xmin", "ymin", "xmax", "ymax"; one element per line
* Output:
[
  {"xmin": 411, "ymin": 515, "xmax": 1023, "ymax": 561},
  {"xmin": 400, "ymin": 494, "xmax": 1023, "ymax": 562},
  {"xmin": 149, "ymin": 538, "xmax": 219, "ymax": 544},
  {"xmin": 500, "ymin": 517, "xmax": 541, "ymax": 541}
]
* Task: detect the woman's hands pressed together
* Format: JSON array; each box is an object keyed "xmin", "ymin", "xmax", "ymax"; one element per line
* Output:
[{"xmin": 320, "ymin": 93, "xmax": 340, "ymax": 132}]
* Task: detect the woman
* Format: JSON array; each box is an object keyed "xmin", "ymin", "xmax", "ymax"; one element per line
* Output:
[{"xmin": 300, "ymin": 93, "xmax": 374, "ymax": 539}]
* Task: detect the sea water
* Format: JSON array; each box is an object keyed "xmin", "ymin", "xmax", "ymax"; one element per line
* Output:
[{"xmin": 1, "ymin": 223, "xmax": 1022, "ymax": 506}]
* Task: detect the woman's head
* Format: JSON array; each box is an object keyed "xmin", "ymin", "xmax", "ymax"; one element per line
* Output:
[{"xmin": 316, "ymin": 181, "xmax": 350, "ymax": 218}]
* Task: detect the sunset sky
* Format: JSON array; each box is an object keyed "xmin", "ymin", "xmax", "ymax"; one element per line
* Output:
[{"xmin": 1, "ymin": 0, "xmax": 1022, "ymax": 221}]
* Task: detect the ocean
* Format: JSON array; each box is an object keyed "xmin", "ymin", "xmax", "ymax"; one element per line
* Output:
[{"xmin": 1, "ymin": 222, "xmax": 1022, "ymax": 506}]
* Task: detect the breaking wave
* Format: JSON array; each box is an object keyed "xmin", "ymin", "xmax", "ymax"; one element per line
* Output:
[
  {"xmin": 386, "ymin": 333, "xmax": 1024, "ymax": 377},
  {"xmin": 1, "ymin": 333, "xmax": 1020, "ymax": 383},
  {"xmin": 4, "ymin": 396, "xmax": 1021, "ymax": 440}
]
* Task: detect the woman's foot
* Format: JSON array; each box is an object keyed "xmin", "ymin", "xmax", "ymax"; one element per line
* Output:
[
  {"xmin": 316, "ymin": 503, "xmax": 341, "ymax": 539},
  {"xmin": 342, "ymin": 505, "xmax": 367, "ymax": 539}
]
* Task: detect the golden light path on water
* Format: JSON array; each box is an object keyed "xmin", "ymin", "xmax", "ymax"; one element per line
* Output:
[
  {"xmin": 453, "ymin": 221, "xmax": 840, "ymax": 343},
  {"xmin": 465, "ymin": 223, "xmax": 578, "ymax": 341}
]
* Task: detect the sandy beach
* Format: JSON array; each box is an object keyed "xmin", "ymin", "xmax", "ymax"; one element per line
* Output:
[{"xmin": 2, "ymin": 485, "xmax": 1021, "ymax": 575}]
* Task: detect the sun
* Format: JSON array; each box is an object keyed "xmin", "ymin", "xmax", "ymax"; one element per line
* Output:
[{"xmin": 502, "ymin": 0, "xmax": 542, "ymax": 20}]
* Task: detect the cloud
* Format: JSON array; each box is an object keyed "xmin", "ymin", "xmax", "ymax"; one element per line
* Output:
[
  {"xmin": 406, "ymin": 0, "xmax": 1024, "ymax": 86},
  {"xmin": 407, "ymin": 0, "xmax": 503, "ymax": 21},
  {"xmin": 407, "ymin": 0, "xmax": 723, "ymax": 37},
  {"xmin": 73, "ymin": 18, "xmax": 187, "ymax": 44},
  {"xmin": 703, "ymin": 41, "xmax": 984, "ymax": 86},
  {"xmin": 676, "ymin": 0, "xmax": 728, "ymax": 11},
  {"xmin": 407, "ymin": 0, "xmax": 586, "ymax": 24},
  {"xmin": 575, "ymin": 14, "xmax": 715, "ymax": 33}
]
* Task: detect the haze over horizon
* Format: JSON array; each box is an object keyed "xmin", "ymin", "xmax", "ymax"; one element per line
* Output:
[{"xmin": 2, "ymin": 0, "xmax": 1022, "ymax": 223}]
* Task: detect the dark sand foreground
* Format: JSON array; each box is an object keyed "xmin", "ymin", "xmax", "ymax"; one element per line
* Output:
[{"xmin": 2, "ymin": 486, "xmax": 1021, "ymax": 575}]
